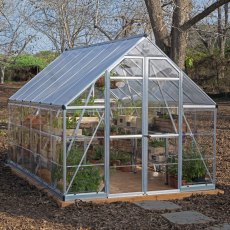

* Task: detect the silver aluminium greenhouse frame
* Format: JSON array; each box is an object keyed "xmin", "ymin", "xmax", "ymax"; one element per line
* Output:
[{"xmin": 8, "ymin": 35, "xmax": 217, "ymax": 201}]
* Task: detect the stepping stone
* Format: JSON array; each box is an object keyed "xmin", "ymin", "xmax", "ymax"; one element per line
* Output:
[
  {"xmin": 162, "ymin": 211, "xmax": 214, "ymax": 225},
  {"xmin": 134, "ymin": 200, "xmax": 182, "ymax": 211},
  {"xmin": 207, "ymin": 223, "xmax": 230, "ymax": 230}
]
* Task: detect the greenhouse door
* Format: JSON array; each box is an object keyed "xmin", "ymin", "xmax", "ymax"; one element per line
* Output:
[
  {"xmin": 107, "ymin": 58, "xmax": 144, "ymax": 196},
  {"xmin": 145, "ymin": 57, "xmax": 181, "ymax": 193}
]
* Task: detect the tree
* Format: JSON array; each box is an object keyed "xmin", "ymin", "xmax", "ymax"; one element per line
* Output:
[
  {"xmin": 26, "ymin": 0, "xmax": 95, "ymax": 53},
  {"xmin": 218, "ymin": 2, "xmax": 229, "ymax": 58},
  {"xmin": 144, "ymin": 0, "xmax": 230, "ymax": 69},
  {"xmin": 217, "ymin": 2, "xmax": 229, "ymax": 79},
  {"xmin": 0, "ymin": 0, "xmax": 34, "ymax": 84},
  {"xmin": 94, "ymin": 0, "xmax": 150, "ymax": 41}
]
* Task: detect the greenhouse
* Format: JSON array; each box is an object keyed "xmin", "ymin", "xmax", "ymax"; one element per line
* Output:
[{"xmin": 8, "ymin": 34, "xmax": 217, "ymax": 201}]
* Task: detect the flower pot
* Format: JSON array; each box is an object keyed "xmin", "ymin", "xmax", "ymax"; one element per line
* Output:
[
  {"xmin": 120, "ymin": 166, "xmax": 133, "ymax": 172},
  {"xmin": 113, "ymin": 119, "xmax": 117, "ymax": 125},
  {"xmin": 66, "ymin": 128, "xmax": 82, "ymax": 136},
  {"xmin": 168, "ymin": 175, "xmax": 187, "ymax": 188},
  {"xmin": 117, "ymin": 115, "xmax": 140, "ymax": 128},
  {"xmin": 95, "ymin": 77, "xmax": 104, "ymax": 87},
  {"xmin": 90, "ymin": 159, "xmax": 101, "ymax": 164},
  {"xmin": 153, "ymin": 117, "xmax": 187, "ymax": 133},
  {"xmin": 37, "ymin": 168, "xmax": 51, "ymax": 184},
  {"xmin": 53, "ymin": 127, "xmax": 62, "ymax": 136},
  {"xmin": 192, "ymin": 177, "xmax": 206, "ymax": 183},
  {"xmin": 57, "ymin": 179, "xmax": 64, "ymax": 191},
  {"xmin": 111, "ymin": 160, "xmax": 121, "ymax": 168},
  {"xmin": 75, "ymin": 117, "xmax": 99, "ymax": 129}
]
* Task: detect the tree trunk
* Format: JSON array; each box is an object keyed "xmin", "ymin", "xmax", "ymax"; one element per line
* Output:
[
  {"xmin": 170, "ymin": 0, "xmax": 191, "ymax": 69},
  {"xmin": 218, "ymin": 4, "xmax": 224, "ymax": 58},
  {"xmin": 219, "ymin": 3, "xmax": 228, "ymax": 59},
  {"xmin": 144, "ymin": 0, "xmax": 230, "ymax": 69},
  {"xmin": 144, "ymin": 0, "xmax": 170, "ymax": 52},
  {"xmin": 0, "ymin": 66, "xmax": 6, "ymax": 84},
  {"xmin": 217, "ymin": 3, "xmax": 227, "ymax": 79},
  {"xmin": 170, "ymin": 30, "xmax": 188, "ymax": 69}
]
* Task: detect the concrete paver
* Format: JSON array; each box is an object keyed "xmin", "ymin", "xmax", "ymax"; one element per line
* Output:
[
  {"xmin": 207, "ymin": 223, "xmax": 230, "ymax": 230},
  {"xmin": 162, "ymin": 211, "xmax": 214, "ymax": 225},
  {"xmin": 134, "ymin": 200, "xmax": 182, "ymax": 210}
]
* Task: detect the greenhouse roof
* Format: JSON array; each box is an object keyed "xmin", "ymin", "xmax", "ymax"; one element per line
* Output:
[{"xmin": 10, "ymin": 34, "xmax": 215, "ymax": 107}]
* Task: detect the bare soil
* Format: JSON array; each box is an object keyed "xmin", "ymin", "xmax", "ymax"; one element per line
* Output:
[{"xmin": 0, "ymin": 83, "xmax": 229, "ymax": 229}]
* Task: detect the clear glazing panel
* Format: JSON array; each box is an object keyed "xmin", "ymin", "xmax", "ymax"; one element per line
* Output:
[
  {"xmin": 66, "ymin": 141, "xmax": 104, "ymax": 194},
  {"xmin": 8, "ymin": 104, "xmax": 64, "ymax": 192},
  {"xmin": 149, "ymin": 59, "xmax": 179, "ymax": 78},
  {"xmin": 65, "ymin": 108, "xmax": 105, "ymax": 194},
  {"xmin": 182, "ymin": 109, "xmax": 215, "ymax": 186},
  {"xmin": 182, "ymin": 73, "xmax": 216, "ymax": 105},
  {"xmin": 69, "ymin": 79, "xmax": 105, "ymax": 107},
  {"xmin": 8, "ymin": 104, "xmax": 22, "ymax": 162},
  {"xmin": 148, "ymin": 137, "xmax": 179, "ymax": 191},
  {"xmin": 148, "ymin": 80, "xmax": 179, "ymax": 134},
  {"xmin": 110, "ymin": 77, "xmax": 142, "ymax": 135},
  {"xmin": 127, "ymin": 39, "xmax": 165, "ymax": 57},
  {"xmin": 148, "ymin": 80, "xmax": 180, "ymax": 104},
  {"xmin": 111, "ymin": 58, "xmax": 143, "ymax": 78},
  {"xmin": 110, "ymin": 138, "xmax": 142, "ymax": 194}
]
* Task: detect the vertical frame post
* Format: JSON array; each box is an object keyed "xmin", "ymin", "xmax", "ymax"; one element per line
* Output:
[
  {"xmin": 50, "ymin": 109, "xmax": 53, "ymax": 173},
  {"xmin": 213, "ymin": 108, "xmax": 217, "ymax": 186},
  {"xmin": 105, "ymin": 70, "xmax": 110, "ymax": 196},
  {"xmin": 178, "ymin": 70, "xmax": 183, "ymax": 189},
  {"xmin": 142, "ymin": 57, "xmax": 148, "ymax": 194},
  {"xmin": 63, "ymin": 108, "xmax": 67, "ymax": 195}
]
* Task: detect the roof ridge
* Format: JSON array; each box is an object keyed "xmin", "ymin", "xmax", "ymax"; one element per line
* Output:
[{"xmin": 66, "ymin": 34, "xmax": 147, "ymax": 52}]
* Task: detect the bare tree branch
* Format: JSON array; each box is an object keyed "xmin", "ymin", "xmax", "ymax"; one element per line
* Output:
[
  {"xmin": 180, "ymin": 0, "xmax": 230, "ymax": 31},
  {"xmin": 94, "ymin": 24, "xmax": 113, "ymax": 40},
  {"xmin": 224, "ymin": 3, "xmax": 229, "ymax": 34},
  {"xmin": 162, "ymin": 1, "xmax": 173, "ymax": 8}
]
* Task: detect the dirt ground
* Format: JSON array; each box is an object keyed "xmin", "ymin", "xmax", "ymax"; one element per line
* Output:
[{"xmin": 0, "ymin": 83, "xmax": 229, "ymax": 229}]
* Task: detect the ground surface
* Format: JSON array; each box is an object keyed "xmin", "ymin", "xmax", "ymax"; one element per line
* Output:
[{"xmin": 0, "ymin": 83, "xmax": 229, "ymax": 229}]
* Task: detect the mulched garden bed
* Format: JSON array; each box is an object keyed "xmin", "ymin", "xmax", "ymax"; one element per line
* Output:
[
  {"xmin": 0, "ymin": 155, "xmax": 229, "ymax": 230},
  {"xmin": 0, "ymin": 84, "xmax": 229, "ymax": 229}
]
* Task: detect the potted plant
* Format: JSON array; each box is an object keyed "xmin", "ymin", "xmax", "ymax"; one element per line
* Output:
[
  {"xmin": 149, "ymin": 139, "xmax": 165, "ymax": 157},
  {"xmin": 182, "ymin": 148, "xmax": 207, "ymax": 183},
  {"xmin": 52, "ymin": 117, "xmax": 63, "ymax": 135},
  {"xmin": 153, "ymin": 114, "xmax": 174, "ymax": 133},
  {"xmin": 90, "ymin": 146, "xmax": 104, "ymax": 164},
  {"xmin": 110, "ymin": 148, "xmax": 132, "ymax": 172},
  {"xmin": 167, "ymin": 155, "xmax": 181, "ymax": 188},
  {"xmin": 152, "ymin": 112, "xmax": 187, "ymax": 133},
  {"xmin": 167, "ymin": 148, "xmax": 207, "ymax": 188},
  {"xmin": 52, "ymin": 146, "xmax": 103, "ymax": 193},
  {"xmin": 110, "ymin": 125, "xmax": 117, "ymax": 135}
]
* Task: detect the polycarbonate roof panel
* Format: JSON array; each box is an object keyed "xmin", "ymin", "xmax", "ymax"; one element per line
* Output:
[
  {"xmin": 10, "ymin": 34, "xmax": 215, "ymax": 107},
  {"xmin": 111, "ymin": 76, "xmax": 215, "ymax": 106},
  {"xmin": 149, "ymin": 59, "xmax": 179, "ymax": 78},
  {"xmin": 127, "ymin": 38, "xmax": 165, "ymax": 57},
  {"xmin": 111, "ymin": 80, "xmax": 143, "ymax": 101},
  {"xmin": 10, "ymin": 35, "xmax": 145, "ymax": 106},
  {"xmin": 113, "ymin": 58, "xmax": 143, "ymax": 77},
  {"xmin": 182, "ymin": 73, "xmax": 215, "ymax": 105}
]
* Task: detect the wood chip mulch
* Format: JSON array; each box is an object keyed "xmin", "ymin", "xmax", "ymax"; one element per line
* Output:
[
  {"xmin": 0, "ymin": 151, "xmax": 229, "ymax": 230},
  {"xmin": 0, "ymin": 85, "xmax": 229, "ymax": 229}
]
